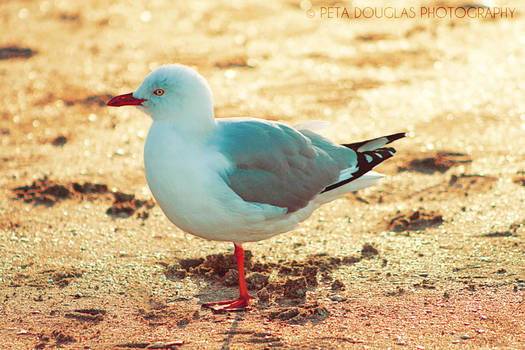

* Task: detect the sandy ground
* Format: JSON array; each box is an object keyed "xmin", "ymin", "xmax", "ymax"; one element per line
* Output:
[{"xmin": 1, "ymin": 0, "xmax": 524, "ymax": 349}]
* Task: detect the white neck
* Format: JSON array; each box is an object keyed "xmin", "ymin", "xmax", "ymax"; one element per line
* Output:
[{"xmin": 153, "ymin": 114, "xmax": 216, "ymax": 143}]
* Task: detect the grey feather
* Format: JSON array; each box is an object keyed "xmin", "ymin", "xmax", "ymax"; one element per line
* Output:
[{"xmin": 210, "ymin": 118, "xmax": 357, "ymax": 213}]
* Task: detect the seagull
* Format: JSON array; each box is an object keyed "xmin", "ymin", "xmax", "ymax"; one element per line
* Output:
[{"xmin": 107, "ymin": 64, "xmax": 405, "ymax": 312}]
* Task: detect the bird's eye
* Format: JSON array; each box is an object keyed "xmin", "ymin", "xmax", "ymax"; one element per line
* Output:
[{"xmin": 153, "ymin": 89, "xmax": 165, "ymax": 96}]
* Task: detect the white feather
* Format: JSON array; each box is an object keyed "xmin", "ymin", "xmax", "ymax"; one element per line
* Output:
[
  {"xmin": 357, "ymin": 137, "xmax": 388, "ymax": 152},
  {"xmin": 294, "ymin": 120, "xmax": 330, "ymax": 133},
  {"xmin": 336, "ymin": 167, "xmax": 357, "ymax": 182}
]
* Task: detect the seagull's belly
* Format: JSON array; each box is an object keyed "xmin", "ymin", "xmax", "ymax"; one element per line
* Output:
[{"xmin": 144, "ymin": 156, "xmax": 287, "ymax": 241}]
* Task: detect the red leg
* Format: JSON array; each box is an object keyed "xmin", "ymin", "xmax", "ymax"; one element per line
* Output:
[{"xmin": 202, "ymin": 243, "xmax": 253, "ymax": 313}]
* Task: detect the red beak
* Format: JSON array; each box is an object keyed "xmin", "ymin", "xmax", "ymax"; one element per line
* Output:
[{"xmin": 107, "ymin": 92, "xmax": 147, "ymax": 107}]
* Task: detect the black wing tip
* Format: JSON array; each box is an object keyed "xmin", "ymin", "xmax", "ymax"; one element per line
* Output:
[
  {"xmin": 370, "ymin": 132, "xmax": 407, "ymax": 146},
  {"xmin": 321, "ymin": 146, "xmax": 400, "ymax": 193},
  {"xmin": 386, "ymin": 132, "xmax": 407, "ymax": 143},
  {"xmin": 322, "ymin": 133, "xmax": 407, "ymax": 194},
  {"xmin": 342, "ymin": 132, "xmax": 407, "ymax": 151}
]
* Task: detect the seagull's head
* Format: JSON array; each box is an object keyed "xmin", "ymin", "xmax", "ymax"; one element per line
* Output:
[{"xmin": 107, "ymin": 64, "xmax": 214, "ymax": 122}]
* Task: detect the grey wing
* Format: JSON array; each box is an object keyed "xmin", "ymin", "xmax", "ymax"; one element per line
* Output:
[{"xmin": 211, "ymin": 118, "xmax": 357, "ymax": 213}]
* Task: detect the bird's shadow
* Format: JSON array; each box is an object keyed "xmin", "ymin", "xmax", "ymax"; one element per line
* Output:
[{"xmin": 220, "ymin": 312, "xmax": 244, "ymax": 350}]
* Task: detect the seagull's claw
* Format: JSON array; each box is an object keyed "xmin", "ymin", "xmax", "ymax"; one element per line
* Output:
[{"xmin": 202, "ymin": 296, "xmax": 252, "ymax": 313}]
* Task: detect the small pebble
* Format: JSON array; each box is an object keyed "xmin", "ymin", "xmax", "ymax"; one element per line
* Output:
[
  {"xmin": 51, "ymin": 135, "xmax": 67, "ymax": 146},
  {"xmin": 330, "ymin": 295, "xmax": 344, "ymax": 302}
]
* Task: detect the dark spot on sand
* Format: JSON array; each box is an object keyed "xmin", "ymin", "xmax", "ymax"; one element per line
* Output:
[
  {"xmin": 513, "ymin": 177, "xmax": 525, "ymax": 186},
  {"xmin": 64, "ymin": 94, "xmax": 114, "ymax": 107},
  {"xmin": 0, "ymin": 46, "xmax": 36, "ymax": 60},
  {"xmin": 215, "ymin": 56, "xmax": 254, "ymax": 69},
  {"xmin": 162, "ymin": 245, "xmax": 370, "ymax": 304},
  {"xmin": 483, "ymin": 231, "xmax": 514, "ymax": 237},
  {"xmin": 386, "ymin": 287, "xmax": 405, "ymax": 296},
  {"xmin": 246, "ymin": 272, "xmax": 269, "ymax": 290},
  {"xmin": 12, "ymin": 177, "xmax": 73, "ymax": 205},
  {"xmin": 269, "ymin": 304, "xmax": 330, "ymax": 325},
  {"xmin": 283, "ymin": 276, "xmax": 307, "ymax": 299},
  {"xmin": 51, "ymin": 135, "xmax": 68, "ymax": 146},
  {"xmin": 355, "ymin": 33, "xmax": 392, "ymax": 41},
  {"xmin": 179, "ymin": 258, "xmax": 204, "ymax": 271},
  {"xmin": 399, "ymin": 151, "xmax": 472, "ymax": 174},
  {"xmin": 269, "ymin": 307, "xmax": 300, "ymax": 321},
  {"xmin": 73, "ymin": 308, "xmax": 106, "ymax": 316},
  {"xmin": 106, "ymin": 192, "xmax": 155, "ymax": 218},
  {"xmin": 361, "ymin": 243, "xmax": 379, "ymax": 258},
  {"xmin": 331, "ymin": 279, "xmax": 345, "ymax": 291},
  {"xmin": 72, "ymin": 182, "xmax": 108, "ymax": 194},
  {"xmin": 11, "ymin": 177, "xmax": 108, "ymax": 206},
  {"xmin": 387, "ymin": 210, "xmax": 444, "ymax": 232},
  {"xmin": 15, "ymin": 267, "xmax": 85, "ymax": 288},
  {"xmin": 11, "ymin": 178, "xmax": 153, "ymax": 219},
  {"xmin": 59, "ymin": 12, "xmax": 80, "ymax": 22},
  {"xmin": 47, "ymin": 268, "xmax": 84, "ymax": 287},
  {"xmin": 482, "ymin": 221, "xmax": 523, "ymax": 237},
  {"xmin": 41, "ymin": 330, "xmax": 75, "ymax": 347},
  {"xmin": 413, "ymin": 279, "xmax": 436, "ymax": 289}
]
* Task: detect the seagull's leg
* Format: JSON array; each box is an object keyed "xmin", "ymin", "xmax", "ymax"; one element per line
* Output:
[{"xmin": 202, "ymin": 243, "xmax": 252, "ymax": 312}]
